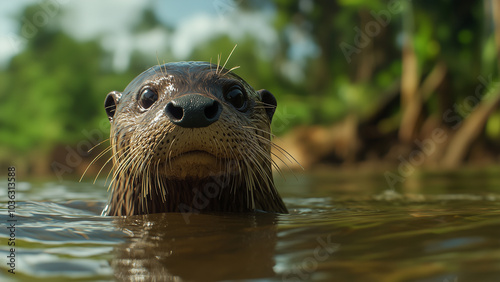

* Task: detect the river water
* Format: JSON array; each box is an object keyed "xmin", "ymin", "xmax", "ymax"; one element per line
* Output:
[{"xmin": 1, "ymin": 169, "xmax": 499, "ymax": 281}]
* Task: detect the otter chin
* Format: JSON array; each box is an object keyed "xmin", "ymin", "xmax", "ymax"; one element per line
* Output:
[
  {"xmin": 101, "ymin": 61, "xmax": 288, "ymax": 216},
  {"xmin": 166, "ymin": 151, "xmax": 220, "ymax": 179}
]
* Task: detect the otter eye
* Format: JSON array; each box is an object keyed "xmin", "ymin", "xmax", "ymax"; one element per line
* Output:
[
  {"xmin": 224, "ymin": 86, "xmax": 247, "ymax": 111},
  {"xmin": 139, "ymin": 88, "xmax": 158, "ymax": 109}
]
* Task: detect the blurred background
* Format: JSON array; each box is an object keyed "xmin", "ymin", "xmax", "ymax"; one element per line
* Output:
[{"xmin": 1, "ymin": 0, "xmax": 500, "ymax": 179}]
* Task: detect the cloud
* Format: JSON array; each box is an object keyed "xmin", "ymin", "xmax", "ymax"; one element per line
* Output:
[
  {"xmin": 0, "ymin": 0, "xmax": 279, "ymax": 72},
  {"xmin": 0, "ymin": 0, "xmax": 38, "ymax": 67},
  {"xmin": 59, "ymin": 0, "xmax": 148, "ymax": 41},
  {"xmin": 171, "ymin": 12, "xmax": 278, "ymax": 59},
  {"xmin": 101, "ymin": 27, "xmax": 169, "ymax": 71}
]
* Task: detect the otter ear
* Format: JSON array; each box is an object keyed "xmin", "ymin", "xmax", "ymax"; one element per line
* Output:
[
  {"xmin": 258, "ymin": 89, "xmax": 277, "ymax": 122},
  {"xmin": 104, "ymin": 91, "xmax": 122, "ymax": 121}
]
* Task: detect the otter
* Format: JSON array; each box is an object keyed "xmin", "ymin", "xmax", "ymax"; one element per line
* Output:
[{"xmin": 101, "ymin": 61, "xmax": 288, "ymax": 216}]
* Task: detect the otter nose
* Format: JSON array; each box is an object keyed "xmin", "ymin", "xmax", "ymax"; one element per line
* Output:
[{"xmin": 165, "ymin": 94, "xmax": 222, "ymax": 128}]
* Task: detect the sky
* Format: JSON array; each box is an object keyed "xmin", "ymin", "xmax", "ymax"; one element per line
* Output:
[
  {"xmin": 0, "ymin": 0, "xmax": 279, "ymax": 71},
  {"xmin": 0, "ymin": 0, "xmax": 318, "ymax": 81}
]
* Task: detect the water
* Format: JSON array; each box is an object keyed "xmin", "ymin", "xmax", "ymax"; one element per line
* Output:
[{"xmin": 1, "ymin": 169, "xmax": 500, "ymax": 281}]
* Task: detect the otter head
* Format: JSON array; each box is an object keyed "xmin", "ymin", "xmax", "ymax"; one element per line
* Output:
[{"xmin": 103, "ymin": 62, "xmax": 286, "ymax": 216}]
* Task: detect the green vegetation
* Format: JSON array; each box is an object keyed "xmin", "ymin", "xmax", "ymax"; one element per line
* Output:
[{"xmin": 1, "ymin": 1, "xmax": 500, "ymax": 175}]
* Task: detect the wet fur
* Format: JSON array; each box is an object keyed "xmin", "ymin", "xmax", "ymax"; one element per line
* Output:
[{"xmin": 101, "ymin": 62, "xmax": 288, "ymax": 216}]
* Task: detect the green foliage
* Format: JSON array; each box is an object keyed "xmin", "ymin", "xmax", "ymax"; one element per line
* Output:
[
  {"xmin": 0, "ymin": 5, "xmax": 133, "ymax": 156},
  {"xmin": 1, "ymin": 1, "xmax": 498, "ymax": 167}
]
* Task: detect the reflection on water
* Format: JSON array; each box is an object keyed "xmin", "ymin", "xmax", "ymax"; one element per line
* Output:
[
  {"xmin": 0, "ymin": 170, "xmax": 499, "ymax": 281},
  {"xmin": 112, "ymin": 213, "xmax": 278, "ymax": 281}
]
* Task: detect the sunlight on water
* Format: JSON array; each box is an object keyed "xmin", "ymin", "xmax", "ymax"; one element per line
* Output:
[{"xmin": 0, "ymin": 170, "xmax": 499, "ymax": 281}]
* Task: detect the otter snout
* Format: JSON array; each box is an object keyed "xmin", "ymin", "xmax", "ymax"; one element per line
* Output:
[{"xmin": 165, "ymin": 94, "xmax": 222, "ymax": 128}]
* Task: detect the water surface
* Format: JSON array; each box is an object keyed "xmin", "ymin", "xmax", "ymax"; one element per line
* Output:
[{"xmin": 1, "ymin": 169, "xmax": 500, "ymax": 281}]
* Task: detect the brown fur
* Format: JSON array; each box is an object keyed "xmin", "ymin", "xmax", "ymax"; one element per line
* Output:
[{"xmin": 101, "ymin": 62, "xmax": 288, "ymax": 216}]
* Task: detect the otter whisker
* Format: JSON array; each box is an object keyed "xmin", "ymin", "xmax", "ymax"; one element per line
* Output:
[
  {"xmin": 241, "ymin": 128, "xmax": 285, "ymax": 182},
  {"xmin": 80, "ymin": 144, "xmax": 112, "ymax": 183},
  {"xmin": 78, "ymin": 136, "xmax": 113, "ymax": 182},
  {"xmin": 108, "ymin": 146, "xmax": 140, "ymax": 190},
  {"xmin": 155, "ymin": 158, "xmax": 166, "ymax": 202},
  {"xmin": 104, "ymin": 142, "xmax": 134, "ymax": 187},
  {"xmin": 141, "ymin": 154, "xmax": 153, "ymax": 213},
  {"xmin": 241, "ymin": 125, "xmax": 278, "ymax": 139},
  {"xmin": 101, "ymin": 61, "xmax": 288, "ymax": 215},
  {"xmin": 221, "ymin": 44, "xmax": 238, "ymax": 73},
  {"xmin": 216, "ymin": 53, "xmax": 222, "ymax": 75},
  {"xmin": 155, "ymin": 52, "xmax": 168, "ymax": 78},
  {"xmin": 223, "ymin": 65, "xmax": 240, "ymax": 76},
  {"xmin": 254, "ymin": 100, "xmax": 278, "ymax": 109},
  {"xmin": 88, "ymin": 137, "xmax": 111, "ymax": 154},
  {"xmin": 167, "ymin": 137, "xmax": 177, "ymax": 171},
  {"xmin": 210, "ymin": 136, "xmax": 224, "ymax": 174},
  {"xmin": 242, "ymin": 137, "xmax": 275, "ymax": 189},
  {"xmin": 249, "ymin": 130, "xmax": 302, "ymax": 169},
  {"xmin": 91, "ymin": 146, "xmax": 115, "ymax": 184},
  {"xmin": 239, "ymin": 156, "xmax": 253, "ymax": 208},
  {"xmin": 216, "ymin": 134, "xmax": 243, "ymax": 196}
]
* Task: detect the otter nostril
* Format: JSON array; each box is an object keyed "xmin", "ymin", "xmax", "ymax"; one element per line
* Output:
[
  {"xmin": 205, "ymin": 100, "xmax": 221, "ymax": 120},
  {"xmin": 166, "ymin": 102, "xmax": 184, "ymax": 121},
  {"xmin": 166, "ymin": 94, "xmax": 222, "ymax": 128}
]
